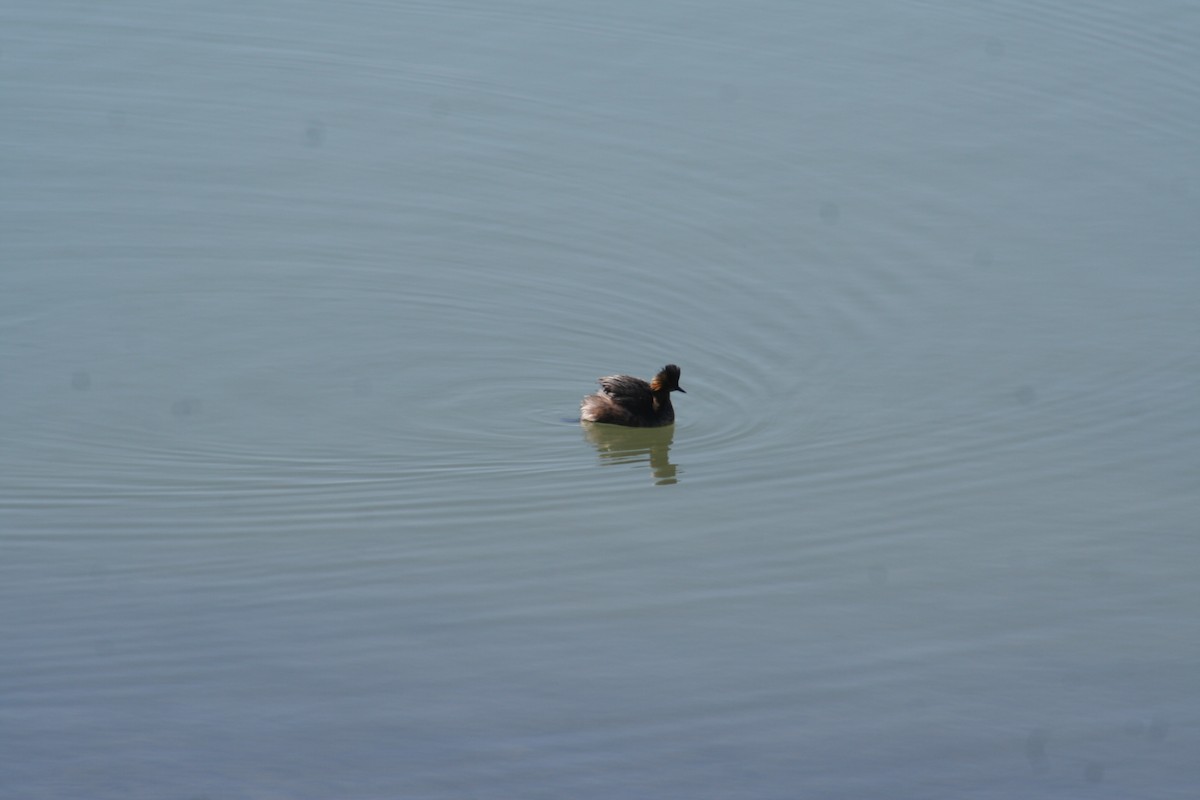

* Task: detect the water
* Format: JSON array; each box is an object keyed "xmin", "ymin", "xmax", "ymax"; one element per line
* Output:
[{"xmin": 3, "ymin": 1, "xmax": 1198, "ymax": 797}]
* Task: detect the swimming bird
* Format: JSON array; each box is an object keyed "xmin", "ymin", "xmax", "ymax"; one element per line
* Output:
[{"xmin": 580, "ymin": 364, "xmax": 685, "ymax": 427}]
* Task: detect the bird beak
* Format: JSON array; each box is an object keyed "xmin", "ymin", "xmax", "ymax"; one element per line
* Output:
[{"xmin": 677, "ymin": 387, "xmax": 686, "ymax": 393}]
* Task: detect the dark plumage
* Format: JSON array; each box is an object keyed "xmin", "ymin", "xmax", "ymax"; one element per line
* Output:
[{"xmin": 580, "ymin": 364, "xmax": 685, "ymax": 427}]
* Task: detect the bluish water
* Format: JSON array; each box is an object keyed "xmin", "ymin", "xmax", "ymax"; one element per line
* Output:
[{"xmin": 3, "ymin": 1, "xmax": 1198, "ymax": 798}]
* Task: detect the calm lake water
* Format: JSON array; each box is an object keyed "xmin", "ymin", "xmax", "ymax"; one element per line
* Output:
[{"xmin": 3, "ymin": 1, "xmax": 1198, "ymax": 797}]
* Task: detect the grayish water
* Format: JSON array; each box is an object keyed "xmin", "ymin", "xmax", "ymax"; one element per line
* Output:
[{"xmin": 3, "ymin": 1, "xmax": 1198, "ymax": 797}]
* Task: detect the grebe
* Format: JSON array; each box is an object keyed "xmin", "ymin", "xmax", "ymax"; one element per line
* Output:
[{"xmin": 580, "ymin": 364, "xmax": 685, "ymax": 427}]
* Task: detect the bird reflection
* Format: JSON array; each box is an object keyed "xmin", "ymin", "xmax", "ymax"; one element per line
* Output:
[{"xmin": 581, "ymin": 422, "xmax": 679, "ymax": 485}]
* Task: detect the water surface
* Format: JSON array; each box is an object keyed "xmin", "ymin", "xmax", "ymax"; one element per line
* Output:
[{"xmin": 3, "ymin": 1, "xmax": 1198, "ymax": 797}]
